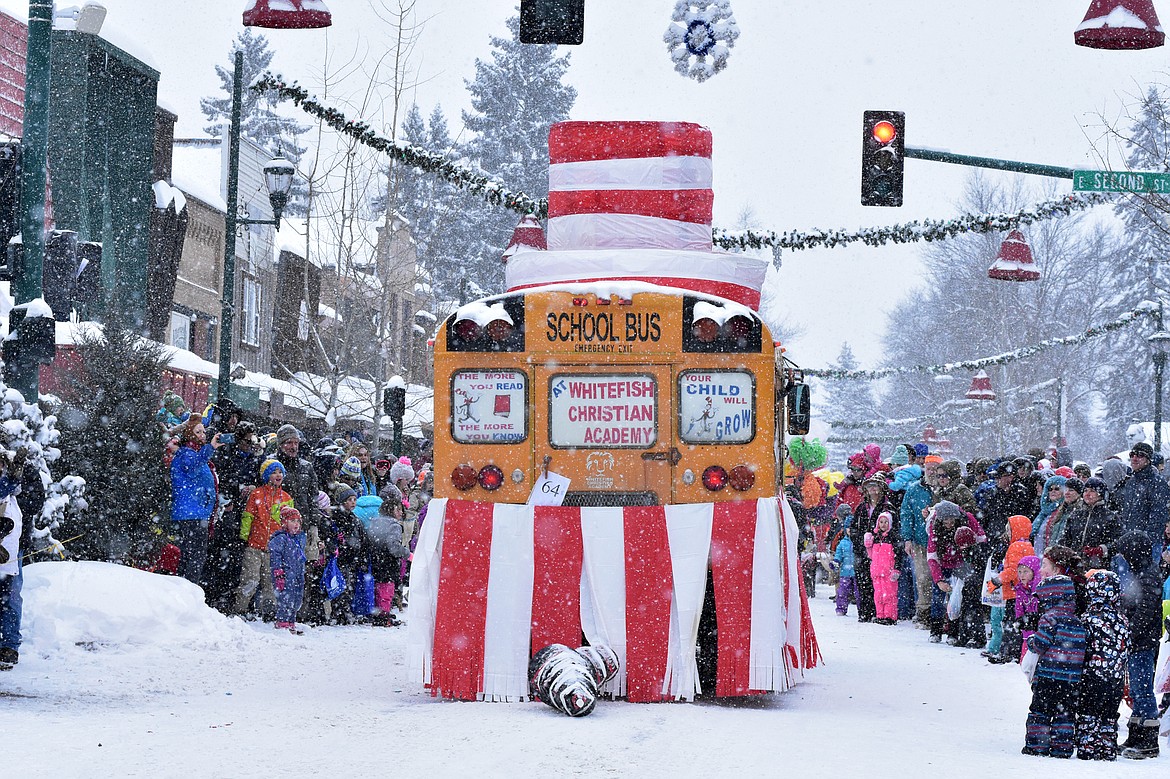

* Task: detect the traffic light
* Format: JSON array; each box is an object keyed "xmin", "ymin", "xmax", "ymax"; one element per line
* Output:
[
  {"xmin": 861, "ymin": 110, "xmax": 905, "ymax": 207},
  {"xmin": 384, "ymin": 385, "xmax": 406, "ymax": 420},
  {"xmin": 43, "ymin": 229, "xmax": 79, "ymax": 321},
  {"xmin": 519, "ymin": 0, "xmax": 584, "ymax": 45},
  {"xmin": 0, "ymin": 143, "xmax": 20, "ymax": 251}
]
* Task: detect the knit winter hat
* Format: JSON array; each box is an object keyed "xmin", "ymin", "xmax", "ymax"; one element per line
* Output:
[
  {"xmin": 389, "ymin": 460, "xmax": 415, "ymax": 484},
  {"xmin": 923, "ymin": 454, "xmax": 944, "ymax": 466},
  {"xmin": 340, "ymin": 456, "xmax": 362, "ymax": 480},
  {"xmin": 1035, "ymin": 574, "xmax": 1077, "ymax": 607},
  {"xmin": 913, "ymin": 443, "xmax": 929, "ymax": 458},
  {"xmin": 316, "ymin": 490, "xmax": 331, "ymax": 512},
  {"xmin": 336, "ymin": 487, "xmax": 358, "ymax": 505},
  {"xmin": 937, "ymin": 459, "xmax": 962, "ymax": 479},
  {"xmin": 1082, "ymin": 476, "xmax": 1107, "ymax": 494},
  {"xmin": 1063, "ymin": 477, "xmax": 1083, "ymax": 495},
  {"xmin": 953, "ymin": 526, "xmax": 976, "ymax": 549},
  {"xmin": 279, "ymin": 505, "xmax": 302, "ymax": 525},
  {"xmin": 261, "ymin": 458, "xmax": 286, "ymax": 483},
  {"xmin": 890, "ymin": 445, "xmax": 910, "ymax": 466},
  {"xmin": 162, "ymin": 390, "xmax": 185, "ymax": 414},
  {"xmin": 934, "ymin": 500, "xmax": 963, "ymax": 521},
  {"xmin": 379, "ymin": 483, "xmax": 404, "ymax": 505},
  {"xmin": 276, "ymin": 424, "xmax": 300, "ymax": 445}
]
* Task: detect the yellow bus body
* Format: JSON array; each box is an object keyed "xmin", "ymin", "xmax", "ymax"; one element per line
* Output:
[{"xmin": 433, "ymin": 288, "xmax": 783, "ymax": 506}]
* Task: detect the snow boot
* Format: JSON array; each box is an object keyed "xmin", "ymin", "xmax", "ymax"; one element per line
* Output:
[
  {"xmin": 1121, "ymin": 720, "xmax": 1160, "ymax": 760},
  {"xmin": 0, "ymin": 647, "xmax": 18, "ymax": 670},
  {"xmin": 1119, "ymin": 716, "xmax": 1140, "ymax": 750}
]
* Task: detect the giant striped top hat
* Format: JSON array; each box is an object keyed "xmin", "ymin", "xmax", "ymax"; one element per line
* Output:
[{"xmin": 505, "ymin": 121, "xmax": 769, "ymax": 310}]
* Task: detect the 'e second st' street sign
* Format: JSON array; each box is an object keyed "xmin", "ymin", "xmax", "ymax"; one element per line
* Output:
[{"xmin": 1073, "ymin": 169, "xmax": 1170, "ymax": 193}]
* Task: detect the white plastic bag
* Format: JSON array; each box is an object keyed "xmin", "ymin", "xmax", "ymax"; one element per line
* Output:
[
  {"xmin": 1020, "ymin": 650, "xmax": 1039, "ymax": 684},
  {"xmin": 946, "ymin": 574, "xmax": 963, "ymax": 621},
  {"xmin": 980, "ymin": 557, "xmax": 1003, "ymax": 607}
]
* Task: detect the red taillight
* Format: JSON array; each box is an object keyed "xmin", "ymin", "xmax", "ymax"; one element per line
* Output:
[
  {"xmin": 723, "ymin": 315, "xmax": 753, "ymax": 342},
  {"xmin": 485, "ymin": 319, "xmax": 513, "ymax": 342},
  {"xmin": 478, "ymin": 464, "xmax": 504, "ymax": 491},
  {"xmin": 729, "ymin": 465, "xmax": 755, "ymax": 491},
  {"xmin": 451, "ymin": 464, "xmax": 477, "ymax": 490},
  {"xmin": 702, "ymin": 465, "xmax": 728, "ymax": 491},
  {"xmin": 692, "ymin": 318, "xmax": 719, "ymax": 343},
  {"xmin": 453, "ymin": 319, "xmax": 481, "ymax": 342}
]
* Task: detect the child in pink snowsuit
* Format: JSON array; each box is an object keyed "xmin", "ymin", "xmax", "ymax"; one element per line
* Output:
[
  {"xmin": 1013, "ymin": 554, "xmax": 1043, "ymax": 661},
  {"xmin": 866, "ymin": 511, "xmax": 905, "ymax": 624}
]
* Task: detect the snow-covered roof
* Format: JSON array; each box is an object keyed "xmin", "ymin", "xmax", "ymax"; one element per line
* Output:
[{"xmin": 172, "ymin": 141, "xmax": 226, "ymax": 212}]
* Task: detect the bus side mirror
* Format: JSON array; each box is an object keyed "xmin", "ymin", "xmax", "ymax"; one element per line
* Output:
[{"xmin": 787, "ymin": 382, "xmax": 811, "ymax": 436}]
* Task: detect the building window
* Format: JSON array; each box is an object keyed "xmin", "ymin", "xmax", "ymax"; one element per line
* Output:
[
  {"xmin": 242, "ymin": 276, "xmax": 261, "ymax": 346},
  {"xmin": 169, "ymin": 311, "xmax": 191, "ymax": 351},
  {"xmin": 298, "ymin": 299, "xmax": 310, "ymax": 341}
]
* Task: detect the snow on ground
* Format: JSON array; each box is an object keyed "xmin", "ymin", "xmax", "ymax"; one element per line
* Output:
[{"xmin": 0, "ymin": 562, "xmax": 1164, "ymax": 777}]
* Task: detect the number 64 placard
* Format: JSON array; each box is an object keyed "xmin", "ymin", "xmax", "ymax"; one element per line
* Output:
[{"xmin": 527, "ymin": 470, "xmax": 571, "ymax": 506}]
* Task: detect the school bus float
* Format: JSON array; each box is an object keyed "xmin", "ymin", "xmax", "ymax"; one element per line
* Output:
[{"xmin": 407, "ymin": 121, "xmax": 819, "ymax": 703}]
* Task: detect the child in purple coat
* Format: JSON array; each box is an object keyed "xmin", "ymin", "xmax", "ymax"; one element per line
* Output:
[
  {"xmin": 1013, "ymin": 555, "xmax": 1042, "ymax": 661},
  {"xmin": 268, "ymin": 506, "xmax": 307, "ymax": 634}
]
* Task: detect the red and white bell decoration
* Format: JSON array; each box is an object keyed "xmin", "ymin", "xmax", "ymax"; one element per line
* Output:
[
  {"xmin": 965, "ymin": 370, "xmax": 996, "ymax": 402},
  {"xmin": 987, "ymin": 229, "xmax": 1041, "ymax": 282},
  {"xmin": 921, "ymin": 425, "xmax": 941, "ymax": 447},
  {"xmin": 501, "ymin": 214, "xmax": 547, "ymax": 264},
  {"xmin": 243, "ymin": 0, "xmax": 332, "ymax": 29},
  {"xmin": 1075, "ymin": 0, "xmax": 1165, "ymax": 49}
]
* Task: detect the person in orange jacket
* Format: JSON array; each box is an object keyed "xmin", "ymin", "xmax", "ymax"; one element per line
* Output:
[
  {"xmin": 233, "ymin": 459, "xmax": 293, "ymax": 619},
  {"xmin": 986, "ymin": 514, "xmax": 1035, "ymax": 664}
]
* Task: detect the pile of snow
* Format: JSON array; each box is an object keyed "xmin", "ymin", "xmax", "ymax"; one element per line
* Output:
[{"xmin": 21, "ymin": 560, "xmax": 251, "ymax": 655}]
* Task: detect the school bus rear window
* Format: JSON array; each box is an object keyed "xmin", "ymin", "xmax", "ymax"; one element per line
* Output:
[
  {"xmin": 548, "ymin": 373, "xmax": 657, "ymax": 449},
  {"xmin": 451, "ymin": 369, "xmax": 528, "ymax": 444},
  {"xmin": 678, "ymin": 369, "xmax": 756, "ymax": 444}
]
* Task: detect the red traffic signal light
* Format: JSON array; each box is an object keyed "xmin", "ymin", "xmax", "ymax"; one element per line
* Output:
[
  {"xmin": 872, "ymin": 121, "xmax": 897, "ymax": 144},
  {"xmin": 861, "ymin": 111, "xmax": 905, "ymax": 207}
]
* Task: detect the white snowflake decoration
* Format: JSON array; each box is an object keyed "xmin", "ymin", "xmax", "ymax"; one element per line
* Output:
[{"xmin": 664, "ymin": 0, "xmax": 739, "ymax": 82}]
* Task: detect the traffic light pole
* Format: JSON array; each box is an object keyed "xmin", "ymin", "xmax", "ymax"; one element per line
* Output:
[
  {"xmin": 5, "ymin": 1, "xmax": 53, "ymax": 401},
  {"xmin": 904, "ymin": 147, "xmax": 1074, "ymax": 180}
]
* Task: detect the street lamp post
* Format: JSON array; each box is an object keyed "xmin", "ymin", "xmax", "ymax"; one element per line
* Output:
[
  {"xmin": 1148, "ymin": 301, "xmax": 1170, "ymax": 455},
  {"xmin": 216, "ymin": 50, "xmax": 294, "ymax": 411}
]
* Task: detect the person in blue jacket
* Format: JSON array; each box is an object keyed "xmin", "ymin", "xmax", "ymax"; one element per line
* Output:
[
  {"xmin": 832, "ymin": 528, "xmax": 857, "ymax": 616},
  {"xmin": 898, "ymin": 460, "xmax": 936, "ymax": 626},
  {"xmin": 170, "ymin": 420, "xmax": 225, "ymax": 584}
]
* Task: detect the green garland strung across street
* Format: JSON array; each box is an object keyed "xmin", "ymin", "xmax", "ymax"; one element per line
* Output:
[
  {"xmin": 252, "ymin": 74, "xmax": 1112, "ymax": 254},
  {"xmin": 805, "ymin": 303, "xmax": 1159, "ymax": 381},
  {"xmin": 712, "ymin": 193, "xmax": 1109, "ymax": 253},
  {"xmin": 252, "ymin": 75, "xmax": 549, "ymax": 218}
]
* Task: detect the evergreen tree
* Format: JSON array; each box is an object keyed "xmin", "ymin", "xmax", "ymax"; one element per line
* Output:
[
  {"xmin": 200, "ymin": 29, "xmax": 310, "ymax": 214},
  {"xmin": 57, "ymin": 313, "xmax": 170, "ymax": 562},
  {"xmin": 820, "ymin": 342, "xmax": 881, "ymax": 466},
  {"xmin": 0, "ymin": 387, "xmax": 82, "ymax": 558},
  {"xmin": 382, "ymin": 103, "xmax": 473, "ymax": 304},
  {"xmin": 456, "ymin": 15, "xmax": 576, "ymax": 295},
  {"xmin": 1098, "ymin": 86, "xmax": 1170, "ymax": 443}
]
